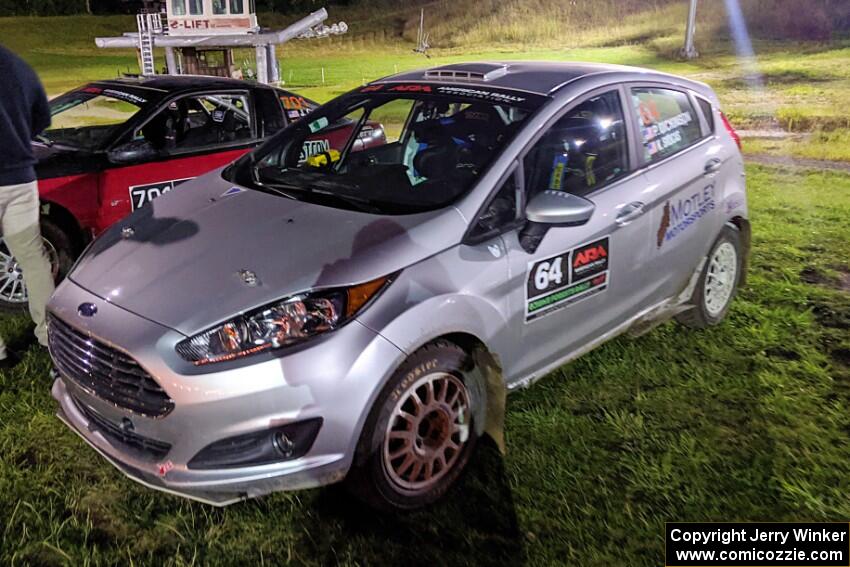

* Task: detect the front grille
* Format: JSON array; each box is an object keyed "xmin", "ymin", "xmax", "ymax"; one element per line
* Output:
[
  {"xmin": 49, "ymin": 315, "xmax": 174, "ymax": 417},
  {"xmin": 72, "ymin": 395, "xmax": 171, "ymax": 460}
]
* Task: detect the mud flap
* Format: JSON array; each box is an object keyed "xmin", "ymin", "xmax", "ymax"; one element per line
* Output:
[{"xmin": 467, "ymin": 347, "xmax": 507, "ymax": 454}]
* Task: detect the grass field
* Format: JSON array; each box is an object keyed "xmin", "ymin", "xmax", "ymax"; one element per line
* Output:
[
  {"xmin": 0, "ymin": 164, "xmax": 848, "ymax": 565},
  {"xmin": 1, "ymin": 2, "xmax": 849, "ymax": 565}
]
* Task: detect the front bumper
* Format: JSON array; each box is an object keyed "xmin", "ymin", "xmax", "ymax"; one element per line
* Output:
[{"xmin": 49, "ymin": 279, "xmax": 404, "ymax": 506}]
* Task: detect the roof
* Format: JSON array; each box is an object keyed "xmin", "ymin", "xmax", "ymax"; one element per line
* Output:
[
  {"xmin": 89, "ymin": 75, "xmax": 266, "ymax": 93},
  {"xmin": 372, "ymin": 61, "xmax": 693, "ymax": 97}
]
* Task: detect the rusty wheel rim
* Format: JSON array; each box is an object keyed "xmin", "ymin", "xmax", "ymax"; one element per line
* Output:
[{"xmin": 382, "ymin": 371, "xmax": 470, "ymax": 493}]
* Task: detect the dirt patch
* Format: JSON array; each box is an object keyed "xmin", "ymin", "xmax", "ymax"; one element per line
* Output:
[
  {"xmin": 838, "ymin": 268, "xmax": 850, "ymax": 293},
  {"xmin": 765, "ymin": 347, "xmax": 802, "ymax": 361},
  {"xmin": 812, "ymin": 303, "xmax": 850, "ymax": 330},
  {"xmin": 832, "ymin": 348, "xmax": 850, "ymax": 366},
  {"xmin": 747, "ymin": 154, "xmax": 850, "ymax": 173},
  {"xmin": 800, "ymin": 267, "xmax": 829, "ymax": 285},
  {"xmin": 800, "ymin": 266, "xmax": 850, "ymax": 292}
]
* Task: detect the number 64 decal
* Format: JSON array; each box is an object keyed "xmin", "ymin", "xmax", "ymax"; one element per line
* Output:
[
  {"xmin": 533, "ymin": 257, "xmax": 564, "ymax": 291},
  {"xmin": 524, "ymin": 237, "xmax": 610, "ymax": 322}
]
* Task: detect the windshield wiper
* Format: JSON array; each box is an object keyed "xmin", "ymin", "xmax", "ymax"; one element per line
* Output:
[
  {"xmin": 310, "ymin": 189, "xmax": 382, "ymax": 214},
  {"xmin": 250, "ymin": 166, "xmax": 380, "ymax": 213},
  {"xmin": 33, "ymin": 134, "xmax": 53, "ymax": 147}
]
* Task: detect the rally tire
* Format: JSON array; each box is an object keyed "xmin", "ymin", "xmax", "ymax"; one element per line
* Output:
[
  {"xmin": 0, "ymin": 218, "xmax": 73, "ymax": 313},
  {"xmin": 676, "ymin": 225, "xmax": 743, "ymax": 329},
  {"xmin": 346, "ymin": 340, "xmax": 478, "ymax": 511}
]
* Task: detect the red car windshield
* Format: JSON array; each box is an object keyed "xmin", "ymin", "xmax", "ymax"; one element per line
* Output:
[
  {"xmin": 42, "ymin": 86, "xmax": 151, "ymax": 151},
  {"xmin": 241, "ymin": 85, "xmax": 545, "ymax": 214}
]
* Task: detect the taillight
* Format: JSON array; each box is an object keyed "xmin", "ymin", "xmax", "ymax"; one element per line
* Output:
[{"xmin": 720, "ymin": 111, "xmax": 741, "ymax": 150}]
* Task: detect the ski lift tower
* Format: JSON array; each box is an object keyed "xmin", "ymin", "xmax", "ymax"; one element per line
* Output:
[{"xmin": 95, "ymin": 4, "xmax": 347, "ymax": 84}]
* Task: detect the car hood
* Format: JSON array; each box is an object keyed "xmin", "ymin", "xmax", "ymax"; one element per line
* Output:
[{"xmin": 70, "ymin": 171, "xmax": 466, "ymax": 336}]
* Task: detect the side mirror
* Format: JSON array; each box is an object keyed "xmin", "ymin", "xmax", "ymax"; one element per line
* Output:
[
  {"xmin": 107, "ymin": 140, "xmax": 159, "ymax": 165},
  {"xmin": 519, "ymin": 191, "xmax": 595, "ymax": 254}
]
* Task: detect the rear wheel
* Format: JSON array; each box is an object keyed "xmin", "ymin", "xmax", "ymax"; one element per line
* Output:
[
  {"xmin": 0, "ymin": 219, "xmax": 73, "ymax": 313},
  {"xmin": 676, "ymin": 225, "xmax": 742, "ymax": 328},
  {"xmin": 346, "ymin": 340, "xmax": 477, "ymax": 511}
]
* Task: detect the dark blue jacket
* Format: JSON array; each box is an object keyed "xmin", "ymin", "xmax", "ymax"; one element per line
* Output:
[{"xmin": 0, "ymin": 44, "xmax": 50, "ymax": 186}]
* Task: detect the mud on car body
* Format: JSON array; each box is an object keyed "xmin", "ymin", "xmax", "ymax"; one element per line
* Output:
[
  {"xmin": 6, "ymin": 75, "xmax": 382, "ymax": 310},
  {"xmin": 48, "ymin": 61, "xmax": 749, "ymax": 510}
]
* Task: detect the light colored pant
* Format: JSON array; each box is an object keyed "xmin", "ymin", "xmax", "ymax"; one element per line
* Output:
[{"xmin": 0, "ymin": 181, "xmax": 55, "ymax": 358}]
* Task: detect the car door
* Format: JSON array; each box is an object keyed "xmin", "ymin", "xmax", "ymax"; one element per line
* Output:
[
  {"xmin": 501, "ymin": 87, "xmax": 656, "ymax": 385},
  {"xmin": 626, "ymin": 84, "xmax": 727, "ymax": 302},
  {"xmin": 96, "ymin": 90, "xmax": 259, "ymax": 232}
]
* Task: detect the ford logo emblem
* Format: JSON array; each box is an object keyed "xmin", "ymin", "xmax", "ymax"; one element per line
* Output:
[{"xmin": 77, "ymin": 303, "xmax": 97, "ymax": 317}]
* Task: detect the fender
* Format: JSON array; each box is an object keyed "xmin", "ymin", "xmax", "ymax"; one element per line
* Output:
[{"xmin": 356, "ymin": 286, "xmax": 511, "ymax": 452}]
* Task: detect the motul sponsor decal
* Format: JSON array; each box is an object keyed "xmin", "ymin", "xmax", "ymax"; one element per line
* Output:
[{"xmin": 525, "ymin": 236, "xmax": 610, "ymax": 322}]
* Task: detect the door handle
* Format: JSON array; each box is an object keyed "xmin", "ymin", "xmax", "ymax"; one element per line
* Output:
[
  {"xmin": 616, "ymin": 201, "xmax": 645, "ymax": 226},
  {"xmin": 704, "ymin": 158, "xmax": 723, "ymax": 175}
]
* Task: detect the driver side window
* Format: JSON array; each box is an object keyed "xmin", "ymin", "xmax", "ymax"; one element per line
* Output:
[
  {"xmin": 523, "ymin": 90, "xmax": 628, "ymax": 200},
  {"xmin": 136, "ymin": 92, "xmax": 253, "ymax": 153}
]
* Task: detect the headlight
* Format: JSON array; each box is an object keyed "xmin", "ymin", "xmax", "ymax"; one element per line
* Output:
[{"xmin": 176, "ymin": 275, "xmax": 391, "ymax": 365}]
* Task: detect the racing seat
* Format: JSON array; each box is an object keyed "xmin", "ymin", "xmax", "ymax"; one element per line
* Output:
[
  {"xmin": 526, "ymin": 116, "xmax": 611, "ymax": 197},
  {"xmin": 216, "ymin": 108, "xmax": 250, "ymax": 143},
  {"xmin": 142, "ymin": 106, "xmax": 184, "ymax": 150}
]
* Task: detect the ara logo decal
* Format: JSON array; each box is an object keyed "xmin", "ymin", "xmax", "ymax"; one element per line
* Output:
[
  {"xmin": 571, "ymin": 238, "xmax": 609, "ymax": 281},
  {"xmin": 221, "ymin": 186, "xmax": 245, "ymax": 197},
  {"xmin": 525, "ymin": 236, "xmax": 610, "ymax": 322},
  {"xmin": 389, "ymin": 84, "xmax": 432, "ymax": 93}
]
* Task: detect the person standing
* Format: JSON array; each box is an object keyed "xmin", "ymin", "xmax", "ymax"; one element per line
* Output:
[{"xmin": 0, "ymin": 44, "xmax": 55, "ymax": 367}]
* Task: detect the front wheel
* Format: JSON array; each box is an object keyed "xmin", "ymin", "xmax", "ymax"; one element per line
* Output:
[
  {"xmin": 676, "ymin": 225, "xmax": 743, "ymax": 328},
  {"xmin": 0, "ymin": 219, "xmax": 73, "ymax": 313},
  {"xmin": 346, "ymin": 340, "xmax": 477, "ymax": 511}
]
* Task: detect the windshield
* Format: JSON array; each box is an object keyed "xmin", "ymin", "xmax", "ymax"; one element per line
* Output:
[
  {"xmin": 42, "ymin": 86, "xmax": 150, "ymax": 151},
  {"xmin": 234, "ymin": 84, "xmax": 544, "ymax": 214}
]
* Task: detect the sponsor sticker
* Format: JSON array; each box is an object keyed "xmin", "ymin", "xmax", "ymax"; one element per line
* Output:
[
  {"xmin": 129, "ymin": 178, "xmax": 192, "ymax": 210},
  {"xmin": 300, "ymin": 139, "xmax": 330, "ymax": 162},
  {"xmin": 656, "ymin": 184, "xmax": 716, "ymax": 248},
  {"xmin": 102, "ymin": 89, "xmax": 146, "ymax": 105},
  {"xmin": 435, "ymin": 86, "xmax": 526, "ymax": 104},
  {"xmin": 525, "ymin": 236, "xmax": 610, "ymax": 322},
  {"xmin": 221, "ymin": 186, "xmax": 244, "ymax": 197}
]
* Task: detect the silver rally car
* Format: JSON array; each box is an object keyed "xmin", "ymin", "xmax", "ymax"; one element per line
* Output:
[{"xmin": 48, "ymin": 61, "xmax": 749, "ymax": 510}]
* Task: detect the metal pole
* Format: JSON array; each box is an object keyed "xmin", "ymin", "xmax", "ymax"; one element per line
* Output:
[
  {"xmin": 267, "ymin": 44, "xmax": 279, "ymax": 83},
  {"xmin": 683, "ymin": 0, "xmax": 699, "ymax": 59},
  {"xmin": 164, "ymin": 46, "xmax": 178, "ymax": 74},
  {"xmin": 255, "ymin": 44, "xmax": 268, "ymax": 84}
]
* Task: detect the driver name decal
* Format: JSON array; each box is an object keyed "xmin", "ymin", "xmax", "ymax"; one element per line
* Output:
[{"xmin": 525, "ymin": 236, "xmax": 610, "ymax": 322}]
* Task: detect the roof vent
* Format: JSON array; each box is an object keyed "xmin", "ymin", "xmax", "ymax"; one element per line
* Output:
[{"xmin": 423, "ymin": 64, "xmax": 508, "ymax": 82}]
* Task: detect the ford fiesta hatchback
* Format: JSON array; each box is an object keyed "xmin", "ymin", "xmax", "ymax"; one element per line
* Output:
[{"xmin": 48, "ymin": 62, "xmax": 749, "ymax": 510}]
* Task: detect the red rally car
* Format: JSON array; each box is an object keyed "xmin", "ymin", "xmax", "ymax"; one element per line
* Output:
[{"xmin": 5, "ymin": 75, "xmax": 383, "ymax": 310}]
